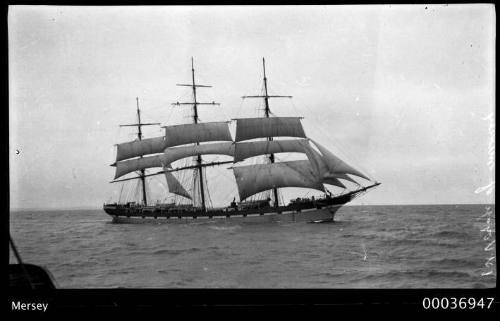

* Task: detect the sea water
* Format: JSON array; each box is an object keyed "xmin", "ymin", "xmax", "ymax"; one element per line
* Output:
[{"xmin": 9, "ymin": 204, "xmax": 496, "ymax": 288}]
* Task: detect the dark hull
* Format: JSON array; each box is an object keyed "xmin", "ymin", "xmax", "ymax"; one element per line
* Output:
[{"xmin": 103, "ymin": 193, "xmax": 353, "ymax": 224}]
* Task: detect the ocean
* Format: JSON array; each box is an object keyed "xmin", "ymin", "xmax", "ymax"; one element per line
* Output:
[{"xmin": 9, "ymin": 204, "xmax": 496, "ymax": 288}]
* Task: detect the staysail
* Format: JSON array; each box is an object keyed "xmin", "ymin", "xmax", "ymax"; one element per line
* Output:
[
  {"xmin": 163, "ymin": 165, "xmax": 192, "ymax": 200},
  {"xmin": 331, "ymin": 173, "xmax": 359, "ymax": 185},
  {"xmin": 234, "ymin": 117, "xmax": 306, "ymax": 142},
  {"xmin": 309, "ymin": 139, "xmax": 370, "ymax": 180},
  {"xmin": 322, "ymin": 177, "xmax": 347, "ymax": 189},
  {"xmin": 231, "ymin": 136, "xmax": 369, "ymax": 200},
  {"xmin": 232, "ymin": 137, "xmax": 364, "ymax": 184},
  {"xmin": 232, "ymin": 160, "xmax": 325, "ymax": 201}
]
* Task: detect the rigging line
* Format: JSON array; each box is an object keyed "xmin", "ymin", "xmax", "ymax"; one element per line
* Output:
[
  {"xmin": 191, "ymin": 167, "xmax": 198, "ymax": 206},
  {"xmin": 218, "ymin": 181, "xmax": 236, "ymax": 201},
  {"xmin": 300, "ymin": 109, "xmax": 345, "ymax": 161},
  {"xmin": 214, "ymin": 166, "xmax": 235, "ymax": 181},
  {"xmin": 328, "ymin": 133, "xmax": 376, "ymax": 182},
  {"xmin": 114, "ymin": 125, "xmax": 124, "ymax": 145},
  {"xmin": 205, "ymin": 86, "xmax": 229, "ymax": 122},
  {"xmin": 135, "ymin": 179, "xmax": 141, "ymax": 204},
  {"xmin": 130, "ymin": 180, "xmax": 137, "ymax": 203},
  {"xmin": 290, "ymin": 98, "xmax": 307, "ymax": 122},
  {"xmin": 126, "ymin": 181, "xmax": 134, "ymax": 203},
  {"xmin": 143, "ymin": 100, "xmax": 176, "ymax": 111},
  {"xmin": 176, "ymin": 86, "xmax": 192, "ymax": 101},
  {"xmin": 213, "ymin": 168, "xmax": 234, "ymax": 201},
  {"xmin": 123, "ymin": 181, "xmax": 132, "ymax": 203},
  {"xmin": 204, "ymin": 168, "xmax": 214, "ymax": 208},
  {"xmin": 131, "ymin": 174, "xmax": 139, "ymax": 203},
  {"xmin": 280, "ymin": 192, "xmax": 285, "ymax": 206},
  {"xmin": 220, "ymin": 192, "xmax": 234, "ymax": 205},
  {"xmin": 146, "ymin": 175, "xmax": 155, "ymax": 204},
  {"xmin": 332, "ymin": 139, "xmax": 376, "ymax": 181},
  {"xmin": 178, "ymin": 159, "xmax": 191, "ymax": 204},
  {"xmin": 268, "ymin": 110, "xmax": 277, "ymax": 117},
  {"xmin": 144, "ymin": 179, "xmax": 149, "ymax": 205},
  {"xmin": 296, "ymin": 99, "xmax": 375, "ymax": 182},
  {"xmin": 144, "ymin": 179, "xmax": 150, "ymax": 204},
  {"xmin": 118, "ymin": 183, "xmax": 125, "ymax": 203},
  {"xmin": 137, "ymin": 105, "xmax": 163, "ymax": 113},
  {"xmin": 179, "ymin": 160, "xmax": 188, "ymax": 188},
  {"xmin": 152, "ymin": 175, "xmax": 167, "ymax": 194},
  {"xmin": 122, "ymin": 181, "xmax": 129, "ymax": 203},
  {"xmin": 235, "ymin": 98, "xmax": 245, "ymax": 119}
]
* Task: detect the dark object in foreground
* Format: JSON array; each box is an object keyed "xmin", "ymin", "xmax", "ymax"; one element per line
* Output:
[
  {"xmin": 9, "ymin": 263, "xmax": 57, "ymax": 290},
  {"xmin": 9, "ymin": 236, "xmax": 57, "ymax": 289}
]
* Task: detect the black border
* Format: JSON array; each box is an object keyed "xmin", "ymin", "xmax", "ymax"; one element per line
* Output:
[
  {"xmin": 4, "ymin": 1, "xmax": 498, "ymax": 315},
  {"xmin": 6, "ymin": 289, "xmax": 499, "ymax": 314}
]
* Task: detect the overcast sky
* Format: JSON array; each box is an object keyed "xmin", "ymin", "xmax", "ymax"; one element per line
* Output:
[{"xmin": 9, "ymin": 5, "xmax": 495, "ymax": 209}]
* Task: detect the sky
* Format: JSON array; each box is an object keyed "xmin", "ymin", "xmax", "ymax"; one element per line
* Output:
[{"xmin": 9, "ymin": 4, "xmax": 495, "ymax": 209}]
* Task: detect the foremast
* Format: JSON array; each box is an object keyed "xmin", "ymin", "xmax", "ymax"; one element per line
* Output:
[
  {"xmin": 242, "ymin": 58, "xmax": 292, "ymax": 207},
  {"xmin": 119, "ymin": 98, "xmax": 160, "ymax": 205},
  {"xmin": 172, "ymin": 58, "xmax": 220, "ymax": 212}
]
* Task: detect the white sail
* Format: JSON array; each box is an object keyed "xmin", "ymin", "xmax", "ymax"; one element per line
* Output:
[
  {"xmin": 234, "ymin": 117, "xmax": 306, "ymax": 142},
  {"xmin": 331, "ymin": 173, "xmax": 359, "ymax": 185},
  {"xmin": 232, "ymin": 160, "xmax": 325, "ymax": 201},
  {"xmin": 163, "ymin": 142, "xmax": 235, "ymax": 165},
  {"xmin": 309, "ymin": 139, "xmax": 370, "ymax": 180},
  {"xmin": 114, "ymin": 155, "xmax": 165, "ymax": 179},
  {"xmin": 163, "ymin": 122, "xmax": 232, "ymax": 148},
  {"xmin": 116, "ymin": 136, "xmax": 166, "ymax": 162},
  {"xmin": 233, "ymin": 139, "xmax": 308, "ymax": 162},
  {"xmin": 163, "ymin": 169, "xmax": 192, "ymax": 200}
]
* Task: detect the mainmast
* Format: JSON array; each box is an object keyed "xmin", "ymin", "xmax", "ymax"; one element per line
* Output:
[
  {"xmin": 119, "ymin": 98, "xmax": 160, "ymax": 205},
  {"xmin": 172, "ymin": 58, "xmax": 220, "ymax": 212},
  {"xmin": 242, "ymin": 58, "xmax": 292, "ymax": 207}
]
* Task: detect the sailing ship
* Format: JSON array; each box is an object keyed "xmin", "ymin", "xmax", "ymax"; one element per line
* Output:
[{"xmin": 103, "ymin": 58, "xmax": 380, "ymax": 223}]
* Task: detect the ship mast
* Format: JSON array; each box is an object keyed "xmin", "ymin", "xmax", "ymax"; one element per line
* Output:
[
  {"xmin": 119, "ymin": 98, "xmax": 160, "ymax": 206},
  {"xmin": 242, "ymin": 58, "xmax": 292, "ymax": 207},
  {"xmin": 172, "ymin": 58, "xmax": 220, "ymax": 212}
]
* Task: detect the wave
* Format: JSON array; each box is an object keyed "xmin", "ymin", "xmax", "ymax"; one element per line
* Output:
[
  {"xmin": 208, "ymin": 225, "xmax": 242, "ymax": 232},
  {"xmin": 381, "ymin": 238, "xmax": 460, "ymax": 248},
  {"xmin": 151, "ymin": 246, "xmax": 219, "ymax": 256},
  {"xmin": 342, "ymin": 234, "xmax": 356, "ymax": 238},
  {"xmin": 313, "ymin": 271, "xmax": 346, "ymax": 279},
  {"xmin": 157, "ymin": 269, "xmax": 170, "ymax": 274},
  {"xmin": 151, "ymin": 248, "xmax": 200, "ymax": 255},
  {"xmin": 430, "ymin": 230, "xmax": 470, "ymax": 238},
  {"xmin": 357, "ymin": 269, "xmax": 474, "ymax": 282},
  {"xmin": 426, "ymin": 258, "xmax": 479, "ymax": 269}
]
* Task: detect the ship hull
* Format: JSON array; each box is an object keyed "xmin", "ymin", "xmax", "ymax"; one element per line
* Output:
[{"xmin": 105, "ymin": 205, "xmax": 342, "ymax": 224}]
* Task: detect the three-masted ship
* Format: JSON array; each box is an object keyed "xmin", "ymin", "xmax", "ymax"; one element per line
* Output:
[{"xmin": 103, "ymin": 58, "xmax": 380, "ymax": 223}]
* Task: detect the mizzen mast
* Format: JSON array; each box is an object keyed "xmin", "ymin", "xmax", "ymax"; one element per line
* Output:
[
  {"xmin": 119, "ymin": 98, "xmax": 160, "ymax": 205},
  {"xmin": 242, "ymin": 58, "xmax": 292, "ymax": 207},
  {"xmin": 172, "ymin": 58, "xmax": 220, "ymax": 212}
]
